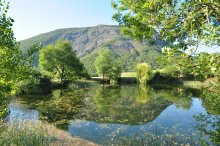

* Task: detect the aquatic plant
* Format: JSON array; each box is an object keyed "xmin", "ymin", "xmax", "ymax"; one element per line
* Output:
[{"xmin": 112, "ymin": 131, "xmax": 201, "ymax": 146}]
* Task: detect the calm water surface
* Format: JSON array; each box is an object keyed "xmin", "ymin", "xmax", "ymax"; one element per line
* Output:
[{"xmin": 7, "ymin": 82, "xmax": 220, "ymax": 145}]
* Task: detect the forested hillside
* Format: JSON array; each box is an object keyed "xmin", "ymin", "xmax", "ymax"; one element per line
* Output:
[{"xmin": 20, "ymin": 25, "xmax": 165, "ymax": 74}]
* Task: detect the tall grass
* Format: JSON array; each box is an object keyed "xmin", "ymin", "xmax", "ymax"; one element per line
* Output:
[
  {"xmin": 0, "ymin": 120, "xmax": 97, "ymax": 146},
  {"xmin": 0, "ymin": 120, "xmax": 51, "ymax": 146}
]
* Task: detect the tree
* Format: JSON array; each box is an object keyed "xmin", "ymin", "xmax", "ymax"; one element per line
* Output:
[
  {"xmin": 39, "ymin": 40, "xmax": 86, "ymax": 84},
  {"xmin": 136, "ymin": 63, "xmax": 152, "ymax": 84},
  {"xmin": 113, "ymin": 0, "xmax": 220, "ymax": 80},
  {"xmin": 0, "ymin": 0, "xmax": 15, "ymax": 48},
  {"xmin": 0, "ymin": 0, "xmax": 22, "ymax": 91},
  {"xmin": 94, "ymin": 48, "xmax": 122, "ymax": 83},
  {"xmin": 161, "ymin": 47, "xmax": 219, "ymax": 80},
  {"xmin": 113, "ymin": 1, "xmax": 220, "ymax": 50},
  {"xmin": 109, "ymin": 62, "xmax": 122, "ymax": 84},
  {"xmin": 94, "ymin": 48, "xmax": 112, "ymax": 80},
  {"xmin": 0, "ymin": 0, "xmax": 34, "ymax": 93},
  {"xmin": 0, "ymin": 0, "xmax": 25, "ymax": 119}
]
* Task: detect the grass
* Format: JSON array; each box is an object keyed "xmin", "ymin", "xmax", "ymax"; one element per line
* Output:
[
  {"xmin": 183, "ymin": 80, "xmax": 215, "ymax": 89},
  {"xmin": 0, "ymin": 120, "xmax": 97, "ymax": 146},
  {"xmin": 183, "ymin": 81, "xmax": 207, "ymax": 89},
  {"xmin": 121, "ymin": 72, "xmax": 136, "ymax": 77}
]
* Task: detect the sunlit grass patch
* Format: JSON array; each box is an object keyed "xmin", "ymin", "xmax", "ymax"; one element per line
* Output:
[
  {"xmin": 183, "ymin": 81, "xmax": 210, "ymax": 89},
  {"xmin": 121, "ymin": 72, "xmax": 136, "ymax": 77}
]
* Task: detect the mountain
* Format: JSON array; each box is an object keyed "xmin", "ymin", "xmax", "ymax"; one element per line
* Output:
[{"xmin": 20, "ymin": 25, "xmax": 165, "ymax": 75}]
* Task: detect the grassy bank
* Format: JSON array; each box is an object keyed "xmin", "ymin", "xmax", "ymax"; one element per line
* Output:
[
  {"xmin": 183, "ymin": 77, "xmax": 218, "ymax": 89},
  {"xmin": 121, "ymin": 72, "xmax": 136, "ymax": 77},
  {"xmin": 183, "ymin": 81, "xmax": 209, "ymax": 89},
  {"xmin": 0, "ymin": 120, "xmax": 97, "ymax": 146}
]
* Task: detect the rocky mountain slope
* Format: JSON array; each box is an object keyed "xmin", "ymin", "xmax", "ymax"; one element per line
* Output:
[{"xmin": 20, "ymin": 25, "xmax": 165, "ymax": 74}]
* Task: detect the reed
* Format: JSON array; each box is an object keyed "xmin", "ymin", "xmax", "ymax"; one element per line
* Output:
[{"xmin": 0, "ymin": 120, "xmax": 97, "ymax": 146}]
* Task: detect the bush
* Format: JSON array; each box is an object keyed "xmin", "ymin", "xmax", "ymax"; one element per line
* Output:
[
  {"xmin": 16, "ymin": 76, "xmax": 52, "ymax": 95},
  {"xmin": 150, "ymin": 72, "xmax": 183, "ymax": 84},
  {"xmin": 157, "ymin": 65, "xmax": 179, "ymax": 78},
  {"xmin": 16, "ymin": 80, "xmax": 42, "ymax": 95},
  {"xmin": 136, "ymin": 63, "xmax": 153, "ymax": 84},
  {"xmin": 39, "ymin": 76, "xmax": 52, "ymax": 94},
  {"xmin": 109, "ymin": 64, "xmax": 122, "ymax": 84}
]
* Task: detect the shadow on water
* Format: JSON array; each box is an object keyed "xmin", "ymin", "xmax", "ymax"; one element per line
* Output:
[{"xmin": 4, "ymin": 82, "xmax": 220, "ymax": 145}]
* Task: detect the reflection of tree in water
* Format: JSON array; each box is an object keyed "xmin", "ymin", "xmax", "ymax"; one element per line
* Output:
[
  {"xmin": 92, "ymin": 85, "xmax": 121, "ymax": 115},
  {"xmin": 194, "ymin": 84, "xmax": 220, "ymax": 145},
  {"xmin": 5, "ymin": 84, "xmax": 198, "ymax": 134},
  {"xmin": 194, "ymin": 114, "xmax": 220, "ymax": 145},
  {"xmin": 37, "ymin": 90, "xmax": 84, "ymax": 130},
  {"xmin": 160, "ymin": 87, "xmax": 193, "ymax": 110},
  {"xmin": 135, "ymin": 85, "xmax": 151, "ymax": 104},
  {"xmin": 81, "ymin": 85, "xmax": 194, "ymax": 125},
  {"xmin": 148, "ymin": 86, "xmax": 194, "ymax": 110},
  {"xmin": 12, "ymin": 94, "xmax": 53, "ymax": 110},
  {"xmin": 201, "ymin": 85, "xmax": 220, "ymax": 115}
]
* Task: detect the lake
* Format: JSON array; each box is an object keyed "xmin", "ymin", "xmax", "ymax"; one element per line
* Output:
[{"xmin": 6, "ymin": 82, "xmax": 220, "ymax": 145}]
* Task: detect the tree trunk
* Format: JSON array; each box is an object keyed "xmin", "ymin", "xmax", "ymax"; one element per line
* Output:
[
  {"xmin": 60, "ymin": 63, "xmax": 65, "ymax": 85},
  {"xmin": 60, "ymin": 74, "xmax": 63, "ymax": 84}
]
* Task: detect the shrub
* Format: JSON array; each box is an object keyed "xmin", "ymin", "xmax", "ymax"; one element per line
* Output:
[
  {"xmin": 39, "ymin": 76, "xmax": 52, "ymax": 94},
  {"xmin": 136, "ymin": 63, "xmax": 152, "ymax": 84},
  {"xmin": 109, "ymin": 64, "xmax": 122, "ymax": 84},
  {"xmin": 16, "ymin": 80, "xmax": 42, "ymax": 95},
  {"xmin": 157, "ymin": 65, "xmax": 179, "ymax": 78},
  {"xmin": 16, "ymin": 76, "xmax": 52, "ymax": 95}
]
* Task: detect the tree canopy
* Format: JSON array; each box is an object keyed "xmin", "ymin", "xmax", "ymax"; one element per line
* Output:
[
  {"xmin": 112, "ymin": 0, "xmax": 220, "ymax": 80},
  {"xmin": 0, "ymin": 0, "xmax": 21, "ymax": 119},
  {"xmin": 0, "ymin": 0, "xmax": 16, "ymax": 48},
  {"xmin": 94, "ymin": 48, "xmax": 112, "ymax": 80},
  {"xmin": 113, "ymin": 0, "xmax": 220, "ymax": 50},
  {"xmin": 39, "ymin": 40, "xmax": 87, "ymax": 83},
  {"xmin": 136, "ymin": 63, "xmax": 152, "ymax": 84},
  {"xmin": 0, "ymin": 0, "xmax": 25, "ymax": 92},
  {"xmin": 94, "ymin": 48, "xmax": 122, "ymax": 83},
  {"xmin": 161, "ymin": 47, "xmax": 219, "ymax": 80}
]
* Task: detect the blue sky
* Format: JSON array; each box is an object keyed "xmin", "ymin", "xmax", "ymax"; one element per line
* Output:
[
  {"xmin": 8, "ymin": 0, "xmax": 117, "ymax": 41},
  {"xmin": 7, "ymin": 0, "xmax": 219, "ymax": 53}
]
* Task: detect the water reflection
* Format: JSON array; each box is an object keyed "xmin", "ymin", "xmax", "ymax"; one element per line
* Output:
[
  {"xmin": 193, "ymin": 85, "xmax": 220, "ymax": 145},
  {"xmin": 81, "ymin": 85, "xmax": 172, "ymax": 125},
  {"xmin": 8, "ymin": 102, "xmax": 38, "ymax": 121},
  {"xmin": 68, "ymin": 98, "xmax": 205, "ymax": 145},
  {"xmin": 5, "ymin": 83, "xmax": 220, "ymax": 145},
  {"xmin": 38, "ymin": 90, "xmax": 84, "ymax": 129}
]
